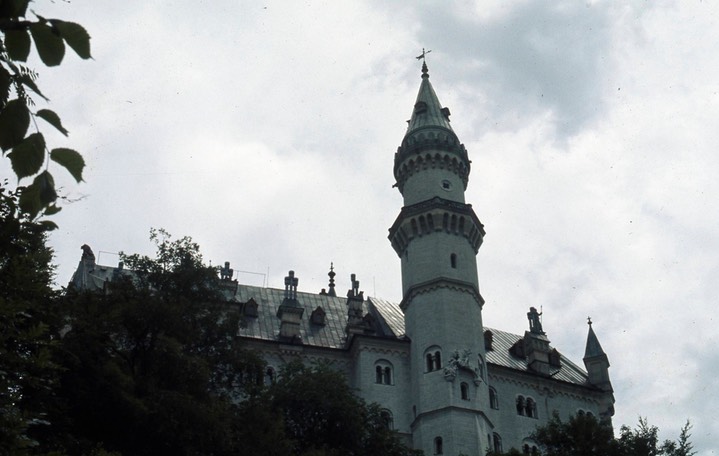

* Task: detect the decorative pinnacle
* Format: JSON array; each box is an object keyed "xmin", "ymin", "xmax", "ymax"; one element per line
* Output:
[
  {"xmin": 415, "ymin": 48, "xmax": 431, "ymax": 78},
  {"xmin": 284, "ymin": 270, "xmax": 298, "ymax": 300},
  {"xmin": 327, "ymin": 262, "xmax": 337, "ymax": 297}
]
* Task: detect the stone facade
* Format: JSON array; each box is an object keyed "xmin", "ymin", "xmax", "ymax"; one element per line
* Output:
[{"xmin": 69, "ymin": 63, "xmax": 614, "ymax": 455}]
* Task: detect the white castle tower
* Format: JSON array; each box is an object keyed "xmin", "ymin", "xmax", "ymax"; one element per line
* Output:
[{"xmin": 389, "ymin": 61, "xmax": 491, "ymax": 455}]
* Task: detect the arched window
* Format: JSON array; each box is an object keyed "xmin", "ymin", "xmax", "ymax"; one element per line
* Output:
[
  {"xmin": 450, "ymin": 253, "xmax": 457, "ymax": 269},
  {"xmin": 525, "ymin": 397, "xmax": 537, "ymax": 418},
  {"xmin": 460, "ymin": 382, "xmax": 469, "ymax": 400},
  {"xmin": 380, "ymin": 409, "xmax": 393, "ymax": 430},
  {"xmin": 264, "ymin": 367, "xmax": 275, "ymax": 385},
  {"xmin": 489, "ymin": 387, "xmax": 499, "ymax": 409},
  {"xmin": 522, "ymin": 440, "xmax": 539, "ymax": 455},
  {"xmin": 425, "ymin": 347, "xmax": 442, "ymax": 372},
  {"xmin": 516, "ymin": 396, "xmax": 526, "ymax": 415},
  {"xmin": 493, "ymin": 433, "xmax": 503, "ymax": 454},
  {"xmin": 434, "ymin": 436, "xmax": 443, "ymax": 455},
  {"xmin": 374, "ymin": 360, "xmax": 393, "ymax": 385}
]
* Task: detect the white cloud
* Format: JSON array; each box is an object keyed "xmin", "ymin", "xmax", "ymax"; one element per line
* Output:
[{"xmin": 12, "ymin": 0, "xmax": 717, "ymax": 453}]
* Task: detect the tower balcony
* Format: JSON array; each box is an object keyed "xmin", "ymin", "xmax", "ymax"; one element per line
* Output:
[{"xmin": 388, "ymin": 197, "xmax": 485, "ymax": 257}]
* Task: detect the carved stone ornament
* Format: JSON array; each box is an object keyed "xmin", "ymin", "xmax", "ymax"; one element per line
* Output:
[{"xmin": 444, "ymin": 349, "xmax": 482, "ymax": 383}]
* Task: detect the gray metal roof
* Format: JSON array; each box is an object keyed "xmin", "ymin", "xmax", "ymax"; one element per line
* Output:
[
  {"xmin": 584, "ymin": 324, "xmax": 605, "ymax": 358},
  {"xmin": 70, "ymin": 261, "xmax": 590, "ymax": 386},
  {"xmin": 234, "ymin": 285, "xmax": 405, "ymax": 349},
  {"xmin": 406, "ymin": 63, "xmax": 455, "ymax": 135},
  {"xmin": 484, "ymin": 327, "xmax": 590, "ymax": 386}
]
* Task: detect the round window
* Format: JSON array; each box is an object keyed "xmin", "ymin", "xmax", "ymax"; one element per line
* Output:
[{"xmin": 441, "ymin": 180, "xmax": 452, "ymax": 191}]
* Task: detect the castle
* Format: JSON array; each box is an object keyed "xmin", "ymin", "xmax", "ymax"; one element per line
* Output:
[{"xmin": 70, "ymin": 62, "xmax": 614, "ymax": 455}]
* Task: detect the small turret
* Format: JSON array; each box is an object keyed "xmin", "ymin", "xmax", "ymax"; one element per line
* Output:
[
  {"xmin": 345, "ymin": 273, "xmax": 374, "ymax": 339},
  {"xmin": 583, "ymin": 317, "xmax": 615, "ymax": 421},
  {"xmin": 277, "ymin": 270, "xmax": 303, "ymax": 343}
]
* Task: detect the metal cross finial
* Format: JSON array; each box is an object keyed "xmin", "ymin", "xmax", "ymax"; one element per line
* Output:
[
  {"xmin": 587, "ymin": 316, "xmax": 593, "ymax": 326},
  {"xmin": 416, "ymin": 48, "xmax": 432, "ymax": 61}
]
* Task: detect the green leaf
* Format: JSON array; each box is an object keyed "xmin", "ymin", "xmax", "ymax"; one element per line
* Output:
[
  {"xmin": 8, "ymin": 133, "xmax": 45, "ymax": 179},
  {"xmin": 29, "ymin": 22, "xmax": 65, "ymax": 67},
  {"xmin": 38, "ymin": 220, "xmax": 59, "ymax": 231},
  {"xmin": 17, "ymin": 73, "xmax": 48, "ymax": 100},
  {"xmin": 51, "ymin": 20, "xmax": 92, "ymax": 60},
  {"xmin": 0, "ymin": 0, "xmax": 29, "ymax": 18},
  {"xmin": 0, "ymin": 99, "xmax": 31, "ymax": 151},
  {"xmin": 5, "ymin": 29, "xmax": 31, "ymax": 61},
  {"xmin": 35, "ymin": 170, "xmax": 57, "ymax": 205},
  {"xmin": 50, "ymin": 148, "xmax": 84, "ymax": 182},
  {"xmin": 43, "ymin": 203, "xmax": 62, "ymax": 216},
  {"xmin": 17, "ymin": 183, "xmax": 40, "ymax": 218},
  {"xmin": 36, "ymin": 109, "xmax": 69, "ymax": 136}
]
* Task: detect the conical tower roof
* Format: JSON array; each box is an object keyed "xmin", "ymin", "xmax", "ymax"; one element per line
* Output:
[
  {"xmin": 405, "ymin": 62, "xmax": 455, "ymax": 136},
  {"xmin": 584, "ymin": 321, "xmax": 606, "ymax": 359},
  {"xmin": 394, "ymin": 62, "xmax": 470, "ymax": 190}
]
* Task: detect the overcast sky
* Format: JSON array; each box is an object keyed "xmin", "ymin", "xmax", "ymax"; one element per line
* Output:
[{"xmin": 14, "ymin": 1, "xmax": 718, "ymax": 453}]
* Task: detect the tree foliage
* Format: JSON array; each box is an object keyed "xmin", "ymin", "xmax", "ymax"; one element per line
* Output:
[
  {"xmin": 525, "ymin": 412, "xmax": 696, "ymax": 456},
  {"xmin": 0, "ymin": 182, "xmax": 61, "ymax": 455},
  {"xmin": 50, "ymin": 230, "xmax": 264, "ymax": 455},
  {"xmin": 238, "ymin": 360, "xmax": 423, "ymax": 456},
  {"xmin": 1, "ymin": 0, "xmax": 90, "ymax": 219},
  {"xmin": 2, "ymin": 225, "xmax": 423, "ymax": 455},
  {"xmin": 48, "ymin": 231, "xmax": 422, "ymax": 456}
]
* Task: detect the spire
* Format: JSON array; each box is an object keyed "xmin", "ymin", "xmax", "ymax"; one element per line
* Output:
[
  {"xmin": 582, "ymin": 317, "xmax": 615, "ymax": 422},
  {"xmin": 393, "ymin": 61, "xmax": 470, "ymax": 192},
  {"xmin": 405, "ymin": 62, "xmax": 454, "ymax": 137},
  {"xmin": 584, "ymin": 317, "xmax": 606, "ymax": 359}
]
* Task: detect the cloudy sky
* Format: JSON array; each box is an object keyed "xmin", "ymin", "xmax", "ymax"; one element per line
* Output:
[{"xmin": 15, "ymin": 0, "xmax": 718, "ymax": 453}]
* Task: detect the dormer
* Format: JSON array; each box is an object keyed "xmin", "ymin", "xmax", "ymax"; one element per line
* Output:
[
  {"xmin": 310, "ymin": 306, "xmax": 326, "ymax": 326},
  {"xmin": 244, "ymin": 298, "xmax": 258, "ymax": 318}
]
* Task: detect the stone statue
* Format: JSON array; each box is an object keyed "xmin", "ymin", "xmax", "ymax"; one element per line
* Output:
[
  {"xmin": 527, "ymin": 306, "xmax": 544, "ymax": 334},
  {"xmin": 81, "ymin": 244, "xmax": 95, "ymax": 261},
  {"xmin": 220, "ymin": 261, "xmax": 234, "ymax": 281}
]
